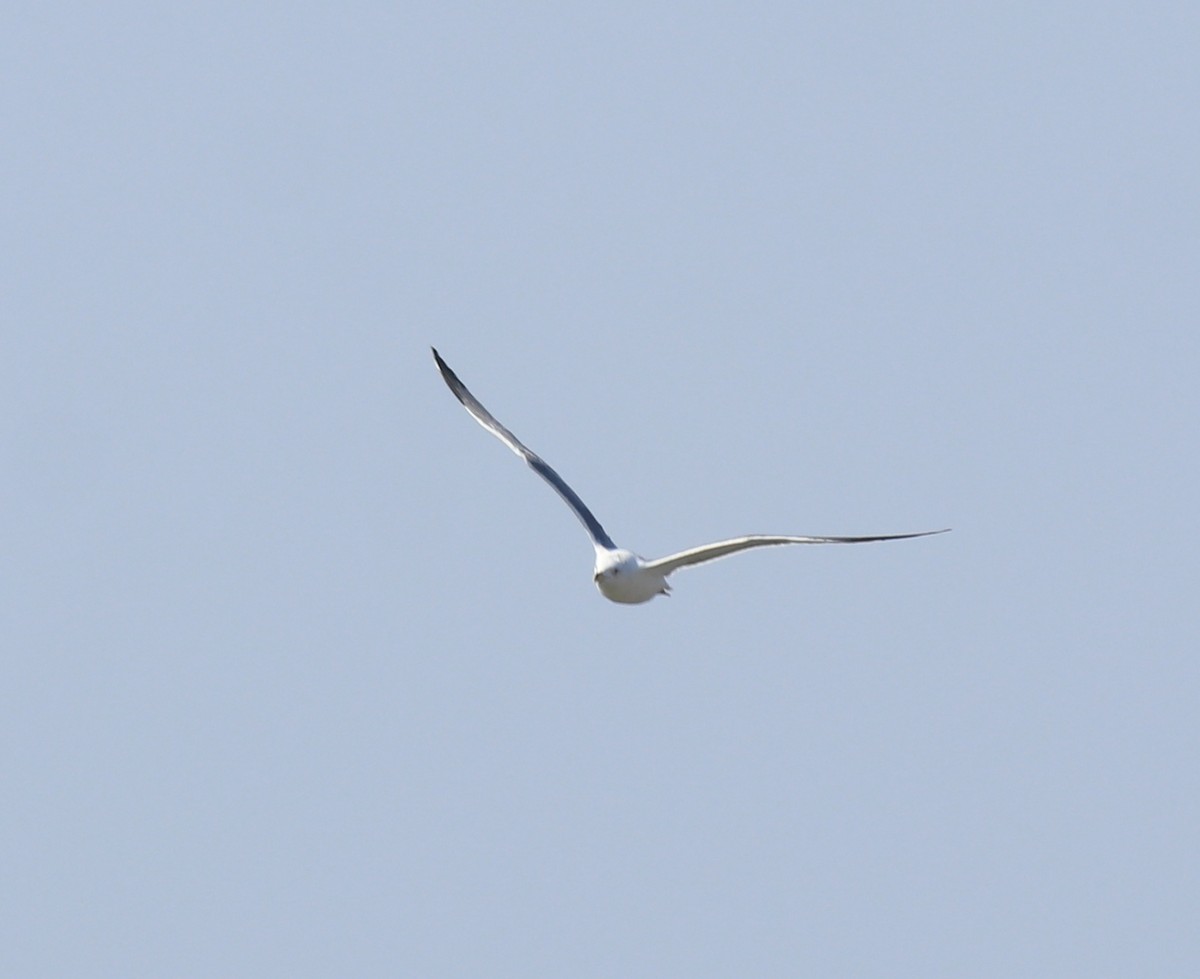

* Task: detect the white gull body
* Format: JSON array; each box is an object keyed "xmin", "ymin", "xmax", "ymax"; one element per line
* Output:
[{"xmin": 433, "ymin": 348, "xmax": 948, "ymax": 605}]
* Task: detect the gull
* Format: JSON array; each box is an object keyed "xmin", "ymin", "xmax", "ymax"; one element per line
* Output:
[{"xmin": 433, "ymin": 348, "xmax": 948, "ymax": 604}]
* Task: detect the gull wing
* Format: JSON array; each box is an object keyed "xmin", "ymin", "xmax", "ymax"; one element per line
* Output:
[
  {"xmin": 644, "ymin": 529, "xmax": 950, "ymax": 576},
  {"xmin": 432, "ymin": 348, "xmax": 617, "ymax": 550}
]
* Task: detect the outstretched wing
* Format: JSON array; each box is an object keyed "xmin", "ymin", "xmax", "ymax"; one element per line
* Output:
[
  {"xmin": 432, "ymin": 348, "xmax": 617, "ymax": 550},
  {"xmin": 644, "ymin": 529, "xmax": 950, "ymax": 576}
]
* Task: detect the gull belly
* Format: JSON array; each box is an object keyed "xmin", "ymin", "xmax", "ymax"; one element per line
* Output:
[{"xmin": 593, "ymin": 550, "xmax": 670, "ymax": 604}]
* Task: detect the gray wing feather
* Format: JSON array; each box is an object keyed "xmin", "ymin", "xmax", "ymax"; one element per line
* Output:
[
  {"xmin": 645, "ymin": 530, "xmax": 950, "ymax": 576},
  {"xmin": 432, "ymin": 349, "xmax": 616, "ymax": 550}
]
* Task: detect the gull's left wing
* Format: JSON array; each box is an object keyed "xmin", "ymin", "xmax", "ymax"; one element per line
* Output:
[{"xmin": 644, "ymin": 529, "xmax": 950, "ymax": 576}]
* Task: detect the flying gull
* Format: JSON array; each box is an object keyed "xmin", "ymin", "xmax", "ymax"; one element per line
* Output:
[{"xmin": 433, "ymin": 348, "xmax": 948, "ymax": 604}]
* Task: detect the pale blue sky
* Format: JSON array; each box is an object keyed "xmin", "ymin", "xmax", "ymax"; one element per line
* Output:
[{"xmin": 4, "ymin": 2, "xmax": 1198, "ymax": 976}]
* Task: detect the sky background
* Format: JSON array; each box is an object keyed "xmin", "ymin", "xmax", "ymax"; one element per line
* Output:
[{"xmin": 4, "ymin": 2, "xmax": 1198, "ymax": 976}]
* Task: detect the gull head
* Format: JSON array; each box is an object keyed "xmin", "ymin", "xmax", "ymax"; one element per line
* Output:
[{"xmin": 593, "ymin": 548, "xmax": 670, "ymax": 605}]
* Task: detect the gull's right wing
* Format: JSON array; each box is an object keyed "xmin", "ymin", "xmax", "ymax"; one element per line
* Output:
[{"xmin": 432, "ymin": 348, "xmax": 617, "ymax": 550}]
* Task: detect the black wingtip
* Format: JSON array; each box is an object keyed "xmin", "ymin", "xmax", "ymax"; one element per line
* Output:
[
  {"xmin": 431, "ymin": 346, "xmax": 451, "ymax": 378},
  {"xmin": 431, "ymin": 347, "xmax": 471, "ymax": 408}
]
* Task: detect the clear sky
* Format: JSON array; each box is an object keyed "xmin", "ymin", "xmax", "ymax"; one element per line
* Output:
[{"xmin": 4, "ymin": 2, "xmax": 1198, "ymax": 976}]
